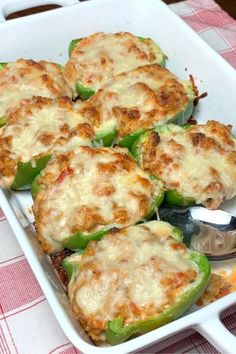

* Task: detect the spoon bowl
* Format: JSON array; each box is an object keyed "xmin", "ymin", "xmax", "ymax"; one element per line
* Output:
[{"xmin": 159, "ymin": 206, "xmax": 236, "ymax": 261}]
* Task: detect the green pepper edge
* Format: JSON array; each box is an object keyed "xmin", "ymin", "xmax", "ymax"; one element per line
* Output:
[
  {"xmin": 130, "ymin": 130, "xmax": 149, "ymax": 161},
  {"xmin": 0, "ymin": 116, "xmax": 7, "ymax": 128},
  {"xmin": 127, "ymin": 96, "xmax": 194, "ymax": 156},
  {"xmin": 63, "ymin": 226, "xmax": 113, "ymax": 250},
  {"xmin": 0, "ymin": 62, "xmax": 8, "ymax": 70},
  {"xmin": 68, "ymin": 38, "xmax": 83, "ymax": 57},
  {"xmin": 137, "ymin": 36, "xmax": 165, "ymax": 67},
  {"xmin": 94, "ymin": 130, "xmax": 117, "ymax": 147},
  {"xmin": 62, "ymin": 251, "xmax": 84, "ymax": 281},
  {"xmin": 11, "ymin": 155, "xmax": 51, "ymax": 190},
  {"xmin": 119, "ymin": 128, "xmax": 146, "ymax": 149},
  {"xmin": 105, "ymin": 251, "xmax": 211, "ymax": 345},
  {"xmin": 137, "ymin": 36, "xmax": 146, "ymax": 42},
  {"xmin": 163, "ymin": 189, "xmax": 196, "ymax": 207},
  {"xmin": 76, "ymin": 81, "xmax": 95, "ymax": 100},
  {"xmin": 168, "ymin": 100, "xmax": 194, "ymax": 126},
  {"xmin": 130, "ymin": 123, "xmax": 197, "ymax": 207},
  {"xmin": 57, "ymin": 63, "xmax": 64, "ymax": 71}
]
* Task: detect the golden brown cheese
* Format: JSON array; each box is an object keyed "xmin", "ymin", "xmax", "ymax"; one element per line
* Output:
[
  {"xmin": 78, "ymin": 64, "xmax": 194, "ymax": 138},
  {"xmin": 0, "ymin": 59, "xmax": 72, "ymax": 118},
  {"xmin": 68, "ymin": 221, "xmax": 198, "ymax": 342},
  {"xmin": 33, "ymin": 147, "xmax": 161, "ymax": 254},
  {"xmin": 139, "ymin": 120, "xmax": 236, "ymax": 209},
  {"xmin": 0, "ymin": 96, "xmax": 94, "ymax": 188},
  {"xmin": 65, "ymin": 32, "xmax": 165, "ymax": 97}
]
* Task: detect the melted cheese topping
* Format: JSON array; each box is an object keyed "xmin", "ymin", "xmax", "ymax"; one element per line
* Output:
[
  {"xmin": 65, "ymin": 32, "xmax": 165, "ymax": 96},
  {"xmin": 79, "ymin": 64, "xmax": 193, "ymax": 138},
  {"xmin": 0, "ymin": 59, "xmax": 72, "ymax": 117},
  {"xmin": 140, "ymin": 121, "xmax": 236, "ymax": 209},
  {"xmin": 68, "ymin": 221, "xmax": 198, "ymax": 342},
  {"xmin": 0, "ymin": 97, "xmax": 94, "ymax": 188},
  {"xmin": 33, "ymin": 147, "xmax": 161, "ymax": 253}
]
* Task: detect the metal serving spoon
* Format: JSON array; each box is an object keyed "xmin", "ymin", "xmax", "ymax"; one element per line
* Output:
[{"xmin": 159, "ymin": 206, "xmax": 236, "ymax": 261}]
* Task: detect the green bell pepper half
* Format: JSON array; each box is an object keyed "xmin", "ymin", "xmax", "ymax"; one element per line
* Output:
[
  {"xmin": 93, "ymin": 130, "xmax": 117, "ymax": 147},
  {"xmin": 106, "ymin": 250, "xmax": 210, "ymax": 345},
  {"xmin": 76, "ymin": 81, "xmax": 95, "ymax": 100},
  {"xmin": 130, "ymin": 125, "xmax": 196, "ymax": 207},
  {"xmin": 63, "ymin": 223, "xmax": 209, "ymax": 345},
  {"xmin": 11, "ymin": 155, "xmax": 51, "ymax": 190},
  {"xmin": 71, "ymin": 35, "xmax": 166, "ymax": 99},
  {"xmin": 0, "ymin": 62, "xmax": 8, "ymax": 70},
  {"xmin": 0, "ymin": 116, "xmax": 7, "ymax": 128}
]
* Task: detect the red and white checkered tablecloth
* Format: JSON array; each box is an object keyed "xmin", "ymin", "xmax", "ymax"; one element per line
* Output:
[{"xmin": 0, "ymin": 0, "xmax": 236, "ymax": 353}]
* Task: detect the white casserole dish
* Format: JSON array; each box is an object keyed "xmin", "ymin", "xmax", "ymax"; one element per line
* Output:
[{"xmin": 0, "ymin": 0, "xmax": 236, "ymax": 352}]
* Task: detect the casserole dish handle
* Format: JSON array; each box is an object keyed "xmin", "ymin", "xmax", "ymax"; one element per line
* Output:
[
  {"xmin": 0, "ymin": 0, "xmax": 79, "ymax": 23},
  {"xmin": 196, "ymin": 314, "xmax": 236, "ymax": 353}
]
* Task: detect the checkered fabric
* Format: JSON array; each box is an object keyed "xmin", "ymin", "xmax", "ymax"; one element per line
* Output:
[
  {"xmin": 0, "ymin": 0, "xmax": 236, "ymax": 353},
  {"xmin": 170, "ymin": 0, "xmax": 236, "ymax": 68}
]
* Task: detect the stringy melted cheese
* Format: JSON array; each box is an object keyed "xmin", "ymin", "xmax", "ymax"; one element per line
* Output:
[
  {"xmin": 68, "ymin": 221, "xmax": 199, "ymax": 342},
  {"xmin": 65, "ymin": 32, "xmax": 165, "ymax": 96},
  {"xmin": 140, "ymin": 121, "xmax": 236, "ymax": 209},
  {"xmin": 78, "ymin": 64, "xmax": 193, "ymax": 138},
  {"xmin": 0, "ymin": 97, "xmax": 94, "ymax": 188},
  {"xmin": 33, "ymin": 147, "xmax": 161, "ymax": 253},
  {"xmin": 0, "ymin": 59, "xmax": 72, "ymax": 117}
]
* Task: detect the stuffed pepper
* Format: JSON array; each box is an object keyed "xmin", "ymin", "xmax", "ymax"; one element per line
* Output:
[
  {"xmin": 32, "ymin": 146, "xmax": 164, "ymax": 254},
  {"xmin": 64, "ymin": 31, "xmax": 165, "ymax": 99},
  {"xmin": 0, "ymin": 96, "xmax": 94, "ymax": 189},
  {"xmin": 78, "ymin": 64, "xmax": 197, "ymax": 146},
  {"xmin": 0, "ymin": 59, "xmax": 72, "ymax": 127},
  {"xmin": 131, "ymin": 121, "xmax": 236, "ymax": 209},
  {"xmin": 64, "ymin": 221, "xmax": 210, "ymax": 344}
]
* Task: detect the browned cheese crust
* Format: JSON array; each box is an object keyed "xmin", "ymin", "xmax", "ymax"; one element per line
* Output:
[
  {"xmin": 139, "ymin": 120, "xmax": 236, "ymax": 209},
  {"xmin": 0, "ymin": 59, "xmax": 72, "ymax": 117},
  {"xmin": 32, "ymin": 147, "xmax": 161, "ymax": 254},
  {"xmin": 0, "ymin": 96, "xmax": 94, "ymax": 188},
  {"xmin": 78, "ymin": 64, "xmax": 191, "ymax": 138},
  {"xmin": 65, "ymin": 32, "xmax": 164, "ymax": 96}
]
